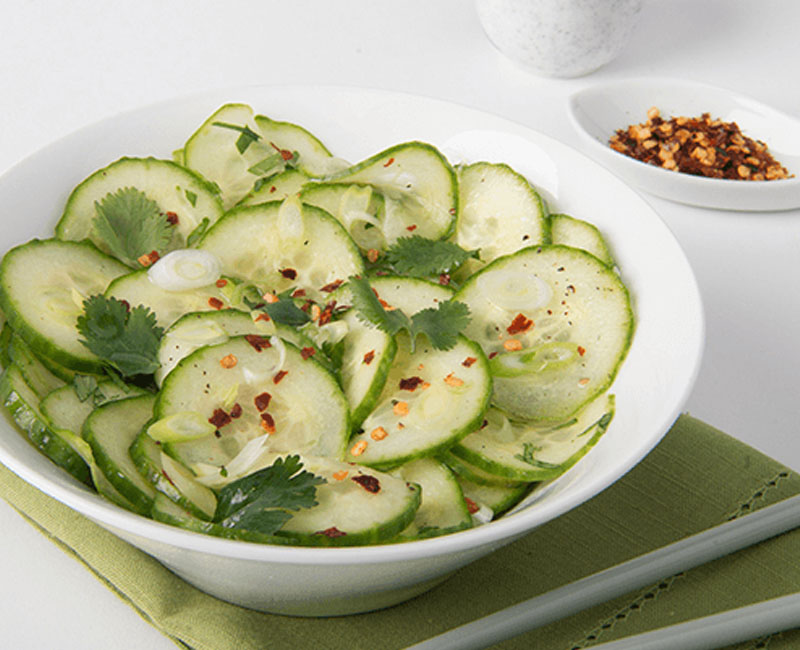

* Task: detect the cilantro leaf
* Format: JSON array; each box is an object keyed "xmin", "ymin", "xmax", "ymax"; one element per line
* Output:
[
  {"xmin": 244, "ymin": 290, "xmax": 311, "ymax": 327},
  {"xmin": 347, "ymin": 276, "xmax": 471, "ymax": 351},
  {"xmin": 214, "ymin": 455, "xmax": 325, "ymax": 534},
  {"xmin": 77, "ymin": 295, "xmax": 164, "ymax": 377},
  {"xmin": 93, "ymin": 187, "xmax": 173, "ymax": 267},
  {"xmin": 212, "ymin": 121, "xmax": 262, "ymax": 154},
  {"xmin": 382, "ymin": 236, "xmax": 478, "ymax": 278},
  {"xmin": 409, "ymin": 300, "xmax": 471, "ymax": 351}
]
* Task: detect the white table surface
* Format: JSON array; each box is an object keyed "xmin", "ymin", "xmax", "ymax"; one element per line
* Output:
[{"xmin": 1, "ymin": 1, "xmax": 798, "ymax": 648}]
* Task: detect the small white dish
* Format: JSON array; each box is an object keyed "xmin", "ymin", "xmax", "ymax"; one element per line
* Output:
[{"xmin": 568, "ymin": 78, "xmax": 800, "ymax": 211}]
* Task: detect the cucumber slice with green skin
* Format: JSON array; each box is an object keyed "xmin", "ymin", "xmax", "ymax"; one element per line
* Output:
[
  {"xmin": 389, "ymin": 458, "xmax": 472, "ymax": 540},
  {"xmin": 197, "ymin": 200, "xmax": 364, "ymax": 303},
  {"xmin": 183, "ymin": 104, "xmax": 335, "ymax": 209},
  {"xmin": 319, "ymin": 141, "xmax": 458, "ymax": 244},
  {"xmin": 0, "ymin": 322, "xmax": 13, "ymax": 368},
  {"xmin": 345, "ymin": 333, "xmax": 491, "ymax": 469},
  {"xmin": 105, "ymin": 268, "xmax": 231, "ymax": 329},
  {"xmin": 441, "ymin": 449, "xmax": 528, "ymax": 487},
  {"xmin": 450, "ymin": 395, "xmax": 614, "ymax": 482},
  {"xmin": 150, "ymin": 493, "xmax": 294, "ymax": 545},
  {"xmin": 239, "ymin": 168, "xmax": 310, "ymax": 207},
  {"xmin": 0, "ymin": 365, "xmax": 91, "ymax": 485},
  {"xmin": 55, "ymin": 157, "xmax": 224, "ymax": 262},
  {"xmin": 129, "ymin": 430, "xmax": 218, "ymax": 520},
  {"xmin": 454, "ymin": 245, "xmax": 633, "ymax": 423},
  {"xmin": 257, "ymin": 454, "xmax": 422, "ymax": 547},
  {"xmin": 0, "ymin": 239, "xmax": 129, "ymax": 374},
  {"xmin": 84, "ymin": 394, "xmax": 159, "ymax": 514},
  {"xmin": 8, "ymin": 334, "xmax": 65, "ymax": 398},
  {"xmin": 300, "ymin": 182, "xmax": 387, "ymax": 252},
  {"xmin": 549, "ymin": 213, "xmax": 614, "ymax": 267},
  {"xmin": 455, "ymin": 162, "xmax": 548, "ymax": 272},
  {"xmin": 156, "ymin": 335, "xmax": 349, "ymax": 478},
  {"xmin": 456, "ymin": 476, "xmax": 533, "ymax": 519}
]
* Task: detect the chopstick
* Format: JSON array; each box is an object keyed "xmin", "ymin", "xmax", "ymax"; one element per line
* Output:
[{"xmin": 408, "ymin": 494, "xmax": 800, "ymax": 650}]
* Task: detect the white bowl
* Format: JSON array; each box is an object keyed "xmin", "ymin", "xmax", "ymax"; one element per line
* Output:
[
  {"xmin": 0, "ymin": 86, "xmax": 704, "ymax": 616},
  {"xmin": 568, "ymin": 78, "xmax": 800, "ymax": 211}
]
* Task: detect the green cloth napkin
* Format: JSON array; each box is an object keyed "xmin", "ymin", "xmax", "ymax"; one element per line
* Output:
[{"xmin": 3, "ymin": 414, "xmax": 800, "ymax": 649}]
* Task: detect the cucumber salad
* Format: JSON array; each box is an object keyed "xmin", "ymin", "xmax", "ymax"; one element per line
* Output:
[{"xmin": 0, "ymin": 103, "xmax": 634, "ymax": 546}]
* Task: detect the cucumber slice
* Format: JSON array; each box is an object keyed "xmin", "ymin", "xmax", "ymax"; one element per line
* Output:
[
  {"xmin": 0, "ymin": 322, "xmax": 13, "ymax": 368},
  {"xmin": 55, "ymin": 157, "xmax": 224, "ymax": 262},
  {"xmin": 389, "ymin": 458, "xmax": 472, "ymax": 540},
  {"xmin": 155, "ymin": 308, "xmax": 276, "ymax": 386},
  {"xmin": 345, "ymin": 333, "xmax": 491, "ymax": 469},
  {"xmin": 0, "ymin": 239, "xmax": 129, "ymax": 373},
  {"xmin": 7, "ymin": 334, "xmax": 65, "ymax": 398},
  {"xmin": 456, "ymin": 476, "xmax": 532, "ymax": 519},
  {"xmin": 261, "ymin": 454, "xmax": 422, "ymax": 547},
  {"xmin": 450, "ymin": 395, "xmax": 614, "ymax": 482},
  {"xmin": 84, "ymin": 394, "xmax": 158, "ymax": 514},
  {"xmin": 454, "ymin": 245, "xmax": 633, "ymax": 423},
  {"xmin": 129, "ymin": 430, "xmax": 218, "ymax": 520},
  {"xmin": 369, "ymin": 275, "xmax": 454, "ymax": 313},
  {"xmin": 300, "ymin": 182, "xmax": 387, "ymax": 252},
  {"xmin": 156, "ymin": 336, "xmax": 349, "ymax": 475},
  {"xmin": 183, "ymin": 104, "xmax": 334, "ymax": 209},
  {"xmin": 105, "ymin": 268, "xmax": 230, "ymax": 329},
  {"xmin": 197, "ymin": 200, "xmax": 364, "ymax": 302},
  {"xmin": 319, "ymin": 142, "xmax": 458, "ymax": 244},
  {"xmin": 549, "ymin": 213, "xmax": 615, "ymax": 267},
  {"xmin": 441, "ymin": 449, "xmax": 528, "ymax": 487},
  {"xmin": 456, "ymin": 162, "xmax": 548, "ymax": 269},
  {"xmin": 0, "ymin": 365, "xmax": 91, "ymax": 485},
  {"xmin": 239, "ymin": 168, "xmax": 310, "ymax": 207}
]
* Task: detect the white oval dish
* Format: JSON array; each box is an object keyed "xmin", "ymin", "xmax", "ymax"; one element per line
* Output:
[
  {"xmin": 0, "ymin": 86, "xmax": 704, "ymax": 616},
  {"xmin": 568, "ymin": 78, "xmax": 800, "ymax": 211}
]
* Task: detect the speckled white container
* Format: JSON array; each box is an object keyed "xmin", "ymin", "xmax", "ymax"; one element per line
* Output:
[{"xmin": 475, "ymin": 0, "xmax": 644, "ymax": 78}]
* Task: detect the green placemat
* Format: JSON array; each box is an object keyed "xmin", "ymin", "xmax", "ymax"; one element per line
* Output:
[{"xmin": 2, "ymin": 414, "xmax": 800, "ymax": 649}]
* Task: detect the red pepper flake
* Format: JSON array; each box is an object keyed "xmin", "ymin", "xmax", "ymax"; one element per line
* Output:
[
  {"xmin": 318, "ymin": 300, "xmax": 336, "ymax": 326},
  {"xmin": 488, "ymin": 351, "xmax": 498, "ymax": 359},
  {"xmin": 137, "ymin": 250, "xmax": 160, "ymax": 267},
  {"xmin": 316, "ymin": 526, "xmax": 347, "ymax": 538},
  {"xmin": 269, "ymin": 186, "xmax": 277, "ymax": 193},
  {"xmin": 465, "ymin": 497, "xmax": 480, "ymax": 515},
  {"xmin": 438, "ymin": 273, "xmax": 451, "ymax": 286},
  {"xmin": 462, "ymin": 356, "xmax": 477, "ymax": 368},
  {"xmin": 273, "ymin": 369, "xmax": 288, "ymax": 384},
  {"xmin": 363, "ymin": 349, "xmax": 376, "ymax": 365},
  {"xmin": 406, "ymin": 224, "xmax": 418, "ymax": 232},
  {"xmin": 351, "ymin": 474, "xmax": 381, "ymax": 493},
  {"xmin": 254, "ymin": 312, "xmax": 271, "ymax": 322},
  {"xmin": 300, "ymin": 346, "xmax": 316, "ymax": 360},
  {"xmin": 332, "ymin": 470, "xmax": 349, "ymax": 481},
  {"xmin": 165, "ymin": 211, "xmax": 179, "ymax": 225},
  {"xmin": 215, "ymin": 278, "xmax": 228, "ymax": 288},
  {"xmin": 291, "ymin": 288, "xmax": 306, "ymax": 298},
  {"xmin": 449, "ymin": 208, "xmax": 457, "ymax": 216},
  {"xmin": 507, "ymin": 313, "xmax": 534, "ymax": 335},
  {"xmin": 263, "ymin": 292, "xmax": 280, "ymax": 304},
  {"xmin": 280, "ymin": 268, "xmax": 297, "ymax": 280},
  {"xmin": 260, "ymin": 412, "xmax": 276, "ymax": 433},
  {"xmin": 320, "ymin": 279, "xmax": 344, "ymax": 293},
  {"xmin": 577, "ymin": 346, "xmax": 586, "ymax": 356},
  {"xmin": 219, "ymin": 353, "xmax": 238, "ymax": 368},
  {"xmin": 208, "ymin": 297, "xmax": 224, "ymax": 310},
  {"xmin": 270, "ymin": 141, "xmax": 295, "ymax": 161},
  {"xmin": 208, "ymin": 408, "xmax": 232, "ymax": 428},
  {"xmin": 383, "ymin": 157, "xmax": 395, "ymax": 167},
  {"xmin": 244, "ymin": 334, "xmax": 271, "ymax": 352},
  {"xmin": 119, "ymin": 299, "xmax": 131, "ymax": 312},
  {"xmin": 367, "ymin": 248, "xmax": 380, "ymax": 263},
  {"xmin": 399, "ymin": 376, "xmax": 425, "ymax": 391},
  {"xmin": 229, "ymin": 403, "xmax": 243, "ymax": 418},
  {"xmin": 254, "ymin": 392, "xmax": 272, "ymax": 412},
  {"xmin": 161, "ymin": 469, "xmax": 176, "ymax": 488}
]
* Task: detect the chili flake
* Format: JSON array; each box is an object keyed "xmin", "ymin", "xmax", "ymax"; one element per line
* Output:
[
  {"xmin": 273, "ymin": 369, "xmax": 288, "ymax": 384},
  {"xmin": 137, "ymin": 250, "xmax": 160, "ymax": 267},
  {"xmin": 280, "ymin": 268, "xmax": 297, "ymax": 280},
  {"xmin": 610, "ymin": 107, "xmax": 793, "ymax": 180},
  {"xmin": 208, "ymin": 297, "xmax": 224, "ymax": 310},
  {"xmin": 300, "ymin": 346, "xmax": 316, "ymax": 360},
  {"xmin": 229, "ymin": 403, "xmax": 243, "ymax": 418},
  {"xmin": 393, "ymin": 401, "xmax": 409, "ymax": 416},
  {"xmin": 351, "ymin": 474, "xmax": 381, "ymax": 493},
  {"xmin": 263, "ymin": 292, "xmax": 279, "ymax": 304},
  {"xmin": 406, "ymin": 224, "xmax": 418, "ymax": 232},
  {"xmin": 367, "ymin": 248, "xmax": 380, "ymax": 263},
  {"xmin": 318, "ymin": 301, "xmax": 336, "ymax": 326},
  {"xmin": 577, "ymin": 346, "xmax": 586, "ymax": 356},
  {"xmin": 254, "ymin": 312, "xmax": 271, "ymax": 322},
  {"xmin": 507, "ymin": 313, "xmax": 534, "ymax": 335},
  {"xmin": 316, "ymin": 526, "xmax": 347, "ymax": 538},
  {"xmin": 209, "ymin": 408, "xmax": 232, "ymax": 428},
  {"xmin": 399, "ymin": 376, "xmax": 425, "ymax": 391},
  {"xmin": 350, "ymin": 440, "xmax": 368, "ymax": 456},
  {"xmin": 165, "ymin": 212, "xmax": 179, "ymax": 225},
  {"xmin": 215, "ymin": 278, "xmax": 228, "ymax": 288},
  {"xmin": 444, "ymin": 372, "xmax": 464, "ymax": 387},
  {"xmin": 320, "ymin": 279, "xmax": 344, "ymax": 293},
  {"xmin": 462, "ymin": 356, "xmax": 477, "ymax": 368},
  {"xmin": 503, "ymin": 339, "xmax": 523, "ymax": 352},
  {"xmin": 244, "ymin": 334, "xmax": 271, "ymax": 351},
  {"xmin": 219, "ymin": 353, "xmax": 238, "ymax": 368},
  {"xmin": 332, "ymin": 470, "xmax": 349, "ymax": 481},
  {"xmin": 363, "ymin": 349, "xmax": 376, "ymax": 365},
  {"xmin": 371, "ymin": 426, "xmax": 389, "ymax": 441},
  {"xmin": 438, "ymin": 273, "xmax": 451, "ymax": 286},
  {"xmin": 254, "ymin": 392, "xmax": 272, "ymax": 412},
  {"xmin": 465, "ymin": 497, "xmax": 480, "ymax": 515},
  {"xmin": 260, "ymin": 412, "xmax": 276, "ymax": 433},
  {"xmin": 291, "ymin": 288, "xmax": 306, "ymax": 298},
  {"xmin": 383, "ymin": 157, "xmax": 395, "ymax": 167}
]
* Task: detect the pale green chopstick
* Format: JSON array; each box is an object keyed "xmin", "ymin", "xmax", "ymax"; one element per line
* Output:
[{"xmin": 408, "ymin": 494, "xmax": 800, "ymax": 650}]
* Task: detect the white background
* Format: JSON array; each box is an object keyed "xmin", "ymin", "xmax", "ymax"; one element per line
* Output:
[{"xmin": 0, "ymin": 1, "xmax": 798, "ymax": 648}]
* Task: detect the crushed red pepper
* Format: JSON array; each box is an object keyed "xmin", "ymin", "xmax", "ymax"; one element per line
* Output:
[
  {"xmin": 363, "ymin": 349, "xmax": 376, "ymax": 365},
  {"xmin": 351, "ymin": 474, "xmax": 381, "ymax": 493},
  {"xmin": 254, "ymin": 392, "xmax": 272, "ymax": 412},
  {"xmin": 320, "ymin": 279, "xmax": 344, "ymax": 293},
  {"xmin": 244, "ymin": 334, "xmax": 271, "ymax": 352},
  {"xmin": 208, "ymin": 297, "xmax": 224, "ymax": 310},
  {"xmin": 316, "ymin": 526, "xmax": 347, "ymax": 538},
  {"xmin": 273, "ymin": 369, "xmax": 288, "ymax": 384},
  {"xmin": 610, "ymin": 107, "xmax": 793, "ymax": 180},
  {"xmin": 260, "ymin": 412, "xmax": 276, "ymax": 433},
  {"xmin": 280, "ymin": 268, "xmax": 298, "ymax": 280},
  {"xmin": 507, "ymin": 313, "xmax": 534, "ymax": 335},
  {"xmin": 209, "ymin": 408, "xmax": 232, "ymax": 428},
  {"xmin": 399, "ymin": 376, "xmax": 425, "ymax": 391},
  {"xmin": 229, "ymin": 403, "xmax": 243, "ymax": 418},
  {"xmin": 165, "ymin": 212, "xmax": 179, "ymax": 225},
  {"xmin": 300, "ymin": 346, "xmax": 316, "ymax": 360}
]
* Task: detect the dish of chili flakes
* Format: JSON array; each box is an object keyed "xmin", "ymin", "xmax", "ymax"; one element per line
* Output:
[{"xmin": 609, "ymin": 107, "xmax": 793, "ymax": 181}]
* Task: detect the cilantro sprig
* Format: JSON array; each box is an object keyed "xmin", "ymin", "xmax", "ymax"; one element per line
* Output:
[
  {"xmin": 93, "ymin": 187, "xmax": 173, "ymax": 267},
  {"xmin": 244, "ymin": 288, "xmax": 312, "ymax": 327},
  {"xmin": 348, "ymin": 276, "xmax": 471, "ymax": 351},
  {"xmin": 76, "ymin": 295, "xmax": 164, "ymax": 378},
  {"xmin": 373, "ymin": 235, "xmax": 479, "ymax": 279},
  {"xmin": 214, "ymin": 455, "xmax": 326, "ymax": 534}
]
